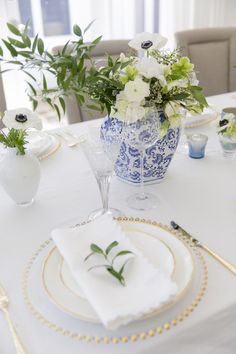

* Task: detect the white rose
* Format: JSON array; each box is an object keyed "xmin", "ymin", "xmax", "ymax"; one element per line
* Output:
[
  {"xmin": 136, "ymin": 57, "xmax": 169, "ymax": 86},
  {"xmin": 128, "ymin": 32, "xmax": 168, "ymax": 51},
  {"xmin": 123, "ymin": 78, "xmax": 150, "ymax": 103},
  {"xmin": 2, "ymin": 108, "xmax": 42, "ymax": 130}
]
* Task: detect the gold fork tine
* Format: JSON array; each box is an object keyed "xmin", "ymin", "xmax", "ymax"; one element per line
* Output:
[{"xmin": 0, "ymin": 284, "xmax": 27, "ymax": 354}]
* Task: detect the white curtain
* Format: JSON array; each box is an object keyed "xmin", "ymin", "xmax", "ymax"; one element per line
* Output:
[{"xmin": 159, "ymin": 0, "xmax": 236, "ymax": 49}]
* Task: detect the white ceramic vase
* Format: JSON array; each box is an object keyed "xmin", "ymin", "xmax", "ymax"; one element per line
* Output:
[{"xmin": 0, "ymin": 148, "xmax": 41, "ymax": 206}]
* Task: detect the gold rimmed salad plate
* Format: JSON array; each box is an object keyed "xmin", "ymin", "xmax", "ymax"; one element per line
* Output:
[{"xmin": 42, "ymin": 220, "xmax": 194, "ymax": 323}]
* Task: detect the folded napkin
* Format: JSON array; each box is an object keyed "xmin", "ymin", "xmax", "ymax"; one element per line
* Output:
[
  {"xmin": 52, "ymin": 215, "xmax": 177, "ymax": 330},
  {"xmin": 184, "ymin": 107, "xmax": 217, "ymax": 128}
]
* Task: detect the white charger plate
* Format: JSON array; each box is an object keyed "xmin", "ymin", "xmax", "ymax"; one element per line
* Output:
[{"xmin": 42, "ymin": 220, "xmax": 194, "ymax": 323}]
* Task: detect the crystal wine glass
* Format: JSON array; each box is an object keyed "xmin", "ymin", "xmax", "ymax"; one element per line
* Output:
[
  {"xmin": 122, "ymin": 111, "xmax": 161, "ymax": 210},
  {"xmin": 81, "ymin": 128, "xmax": 122, "ymax": 220}
]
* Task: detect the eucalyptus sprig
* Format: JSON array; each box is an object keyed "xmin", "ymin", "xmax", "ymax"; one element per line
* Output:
[
  {"xmin": 84, "ymin": 241, "xmax": 134, "ymax": 286},
  {"xmin": 0, "ymin": 21, "xmax": 102, "ymax": 118}
]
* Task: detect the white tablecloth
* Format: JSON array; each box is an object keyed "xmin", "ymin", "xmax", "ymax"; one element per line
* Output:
[{"xmin": 0, "ymin": 92, "xmax": 236, "ymax": 353}]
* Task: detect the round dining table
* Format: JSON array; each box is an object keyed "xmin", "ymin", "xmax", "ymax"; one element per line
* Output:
[{"xmin": 0, "ymin": 92, "xmax": 235, "ymax": 354}]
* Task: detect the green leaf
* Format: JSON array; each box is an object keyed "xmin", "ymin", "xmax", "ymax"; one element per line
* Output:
[
  {"xmin": 106, "ymin": 267, "xmax": 125, "ymax": 286},
  {"xmin": 171, "ymin": 92, "xmax": 190, "ymax": 101},
  {"xmin": 7, "ymin": 60, "xmax": 23, "ymax": 65},
  {"xmin": 90, "ymin": 243, "xmax": 104, "ymax": 255},
  {"xmin": 92, "ymin": 35, "xmax": 102, "ymax": 46},
  {"xmin": 54, "ymin": 103, "xmax": 61, "ymax": 120},
  {"xmin": 45, "ymin": 51, "xmax": 54, "ymax": 60},
  {"xmin": 22, "ymin": 34, "xmax": 31, "ymax": 48},
  {"xmin": 43, "ymin": 73, "xmax": 47, "ymax": 90},
  {"xmin": 84, "ymin": 20, "xmax": 96, "ymax": 34},
  {"xmin": 88, "ymin": 264, "xmax": 109, "ymax": 272},
  {"xmin": 105, "ymin": 241, "xmax": 118, "ymax": 255},
  {"xmin": 114, "ymin": 250, "xmax": 133, "ymax": 259},
  {"xmin": 2, "ymin": 39, "xmax": 18, "ymax": 57},
  {"xmin": 32, "ymin": 34, "xmax": 38, "ymax": 53},
  {"xmin": 8, "ymin": 37, "xmax": 27, "ymax": 48},
  {"xmin": 0, "ymin": 69, "xmax": 12, "ymax": 74},
  {"xmin": 86, "ymin": 104, "xmax": 101, "ymax": 111},
  {"xmin": 73, "ymin": 24, "xmax": 82, "ymax": 37},
  {"xmin": 62, "ymin": 40, "xmax": 70, "ymax": 55},
  {"xmin": 0, "ymin": 46, "xmax": 3, "ymax": 56},
  {"xmin": 84, "ymin": 252, "xmax": 94, "ymax": 262},
  {"xmin": 37, "ymin": 38, "xmax": 44, "ymax": 55},
  {"xmin": 190, "ymin": 86, "xmax": 208, "ymax": 107},
  {"xmin": 17, "ymin": 50, "xmax": 32, "ymax": 58},
  {"xmin": 108, "ymin": 55, "xmax": 113, "ymax": 67},
  {"xmin": 26, "ymin": 81, "xmax": 37, "ymax": 95},
  {"xmin": 119, "ymin": 258, "xmax": 132, "ymax": 275},
  {"xmin": 32, "ymin": 99, "xmax": 38, "ymax": 111},
  {"xmin": 59, "ymin": 97, "xmax": 66, "ymax": 114},
  {"xmin": 7, "ymin": 23, "xmax": 21, "ymax": 36},
  {"xmin": 22, "ymin": 70, "xmax": 37, "ymax": 81},
  {"xmin": 24, "ymin": 19, "xmax": 31, "ymax": 34}
]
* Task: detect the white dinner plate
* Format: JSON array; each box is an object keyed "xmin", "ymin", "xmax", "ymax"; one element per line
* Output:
[{"xmin": 42, "ymin": 220, "xmax": 194, "ymax": 323}]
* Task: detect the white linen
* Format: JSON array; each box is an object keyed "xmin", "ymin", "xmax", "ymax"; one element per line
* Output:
[
  {"xmin": 1, "ymin": 93, "xmax": 236, "ymax": 353},
  {"xmin": 51, "ymin": 214, "xmax": 177, "ymax": 330}
]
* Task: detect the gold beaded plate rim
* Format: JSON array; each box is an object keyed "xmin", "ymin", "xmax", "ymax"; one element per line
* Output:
[{"xmin": 21, "ymin": 217, "xmax": 208, "ymax": 345}]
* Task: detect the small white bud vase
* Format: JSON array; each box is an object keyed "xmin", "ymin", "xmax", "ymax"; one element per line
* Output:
[{"xmin": 0, "ymin": 148, "xmax": 41, "ymax": 206}]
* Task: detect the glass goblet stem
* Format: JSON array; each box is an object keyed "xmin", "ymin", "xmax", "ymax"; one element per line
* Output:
[{"xmin": 96, "ymin": 175, "xmax": 112, "ymax": 213}]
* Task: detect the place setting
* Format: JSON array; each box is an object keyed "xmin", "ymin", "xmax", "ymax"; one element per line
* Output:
[{"xmin": 22, "ymin": 214, "xmax": 208, "ymax": 344}]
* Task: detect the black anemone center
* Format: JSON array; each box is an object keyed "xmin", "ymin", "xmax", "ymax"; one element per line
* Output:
[
  {"xmin": 141, "ymin": 40, "xmax": 153, "ymax": 50},
  {"xmin": 219, "ymin": 119, "xmax": 229, "ymax": 127},
  {"xmin": 15, "ymin": 114, "xmax": 28, "ymax": 123}
]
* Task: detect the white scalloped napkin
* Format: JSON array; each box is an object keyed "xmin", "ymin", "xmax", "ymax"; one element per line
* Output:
[{"xmin": 51, "ymin": 215, "xmax": 177, "ymax": 330}]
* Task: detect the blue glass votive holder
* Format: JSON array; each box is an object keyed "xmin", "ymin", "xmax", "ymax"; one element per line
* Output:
[{"xmin": 187, "ymin": 134, "xmax": 208, "ymax": 159}]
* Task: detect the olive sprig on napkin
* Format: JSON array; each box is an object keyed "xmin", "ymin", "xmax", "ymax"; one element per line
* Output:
[{"xmin": 84, "ymin": 241, "xmax": 134, "ymax": 286}]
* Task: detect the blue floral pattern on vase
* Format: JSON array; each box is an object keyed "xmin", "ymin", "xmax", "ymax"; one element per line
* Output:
[{"xmin": 101, "ymin": 115, "xmax": 181, "ymax": 185}]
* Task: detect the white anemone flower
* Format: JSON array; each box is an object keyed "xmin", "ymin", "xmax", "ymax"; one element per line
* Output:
[
  {"xmin": 123, "ymin": 78, "xmax": 150, "ymax": 103},
  {"xmin": 128, "ymin": 32, "xmax": 167, "ymax": 51},
  {"xmin": 2, "ymin": 108, "xmax": 42, "ymax": 130},
  {"xmin": 136, "ymin": 57, "xmax": 169, "ymax": 86}
]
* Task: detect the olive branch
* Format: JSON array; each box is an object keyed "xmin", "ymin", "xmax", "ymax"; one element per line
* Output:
[{"xmin": 84, "ymin": 241, "xmax": 134, "ymax": 286}]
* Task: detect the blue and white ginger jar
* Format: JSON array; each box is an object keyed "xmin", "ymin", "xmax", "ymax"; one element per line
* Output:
[{"xmin": 101, "ymin": 113, "xmax": 181, "ymax": 185}]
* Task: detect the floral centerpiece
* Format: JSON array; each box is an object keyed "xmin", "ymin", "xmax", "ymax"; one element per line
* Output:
[
  {"xmin": 0, "ymin": 24, "xmax": 207, "ymax": 183},
  {"xmin": 87, "ymin": 32, "xmax": 207, "ymax": 137},
  {"xmin": 88, "ymin": 32, "xmax": 208, "ymax": 183}
]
